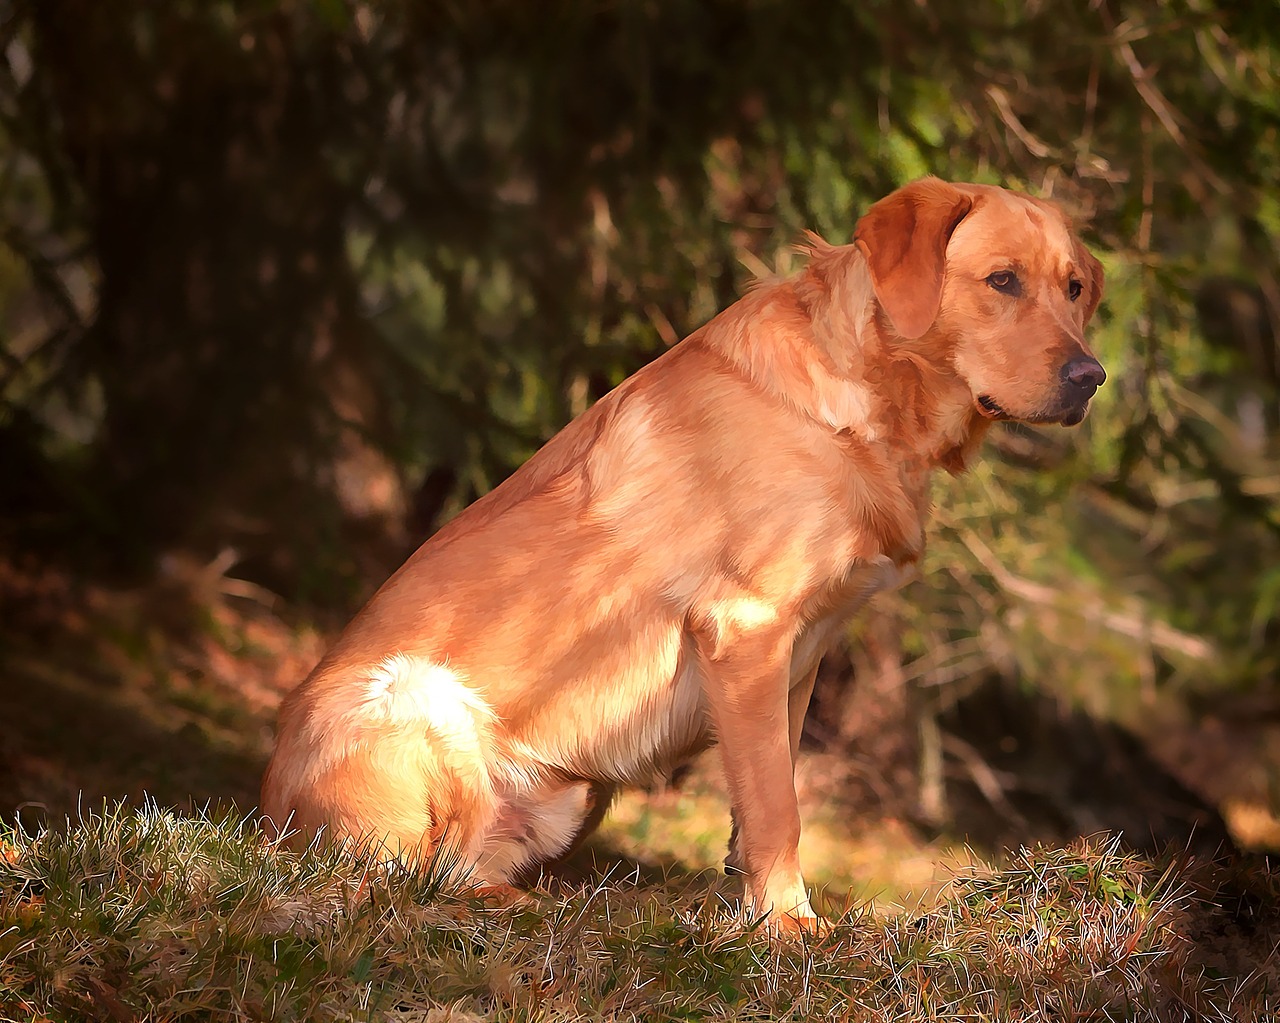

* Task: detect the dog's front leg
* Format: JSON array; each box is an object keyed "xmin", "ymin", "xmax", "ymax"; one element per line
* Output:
[
  {"xmin": 725, "ymin": 658, "xmax": 819, "ymax": 885},
  {"xmin": 695, "ymin": 623, "xmax": 815, "ymax": 927}
]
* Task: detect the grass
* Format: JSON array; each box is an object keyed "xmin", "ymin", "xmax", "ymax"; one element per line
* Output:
[{"xmin": 3, "ymin": 805, "xmax": 1275, "ymax": 1021}]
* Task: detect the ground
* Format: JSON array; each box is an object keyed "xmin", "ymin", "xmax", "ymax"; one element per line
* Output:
[{"xmin": 2, "ymin": 552, "xmax": 1279, "ymax": 1020}]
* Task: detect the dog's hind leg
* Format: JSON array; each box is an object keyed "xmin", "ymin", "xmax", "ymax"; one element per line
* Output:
[{"xmin": 472, "ymin": 776, "xmax": 616, "ymax": 884}]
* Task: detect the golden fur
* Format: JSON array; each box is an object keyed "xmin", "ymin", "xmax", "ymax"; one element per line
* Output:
[{"xmin": 261, "ymin": 177, "xmax": 1106, "ymax": 930}]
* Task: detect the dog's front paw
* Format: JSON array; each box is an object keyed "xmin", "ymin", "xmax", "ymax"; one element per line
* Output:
[
  {"xmin": 772, "ymin": 908, "xmax": 831, "ymax": 939},
  {"xmin": 744, "ymin": 891, "xmax": 826, "ymax": 939},
  {"xmin": 460, "ymin": 881, "xmax": 532, "ymax": 908}
]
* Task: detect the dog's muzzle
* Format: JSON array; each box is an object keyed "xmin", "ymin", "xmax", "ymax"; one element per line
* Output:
[{"xmin": 976, "ymin": 355, "xmax": 1107, "ymax": 426}]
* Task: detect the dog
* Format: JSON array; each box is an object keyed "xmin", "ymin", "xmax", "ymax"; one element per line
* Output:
[{"xmin": 261, "ymin": 177, "xmax": 1106, "ymax": 931}]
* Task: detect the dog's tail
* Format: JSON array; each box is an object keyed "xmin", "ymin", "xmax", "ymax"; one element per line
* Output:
[
  {"xmin": 358, "ymin": 652, "xmax": 499, "ymax": 818},
  {"xmin": 261, "ymin": 652, "xmax": 501, "ymax": 869}
]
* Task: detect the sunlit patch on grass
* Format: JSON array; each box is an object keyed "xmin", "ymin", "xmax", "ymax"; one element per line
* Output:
[
  {"xmin": 1223, "ymin": 798, "xmax": 1280, "ymax": 850},
  {"xmin": 595, "ymin": 755, "xmax": 983, "ymax": 915}
]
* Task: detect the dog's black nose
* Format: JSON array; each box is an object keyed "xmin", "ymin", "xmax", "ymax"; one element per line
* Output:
[{"xmin": 1063, "ymin": 358, "xmax": 1106, "ymax": 390}]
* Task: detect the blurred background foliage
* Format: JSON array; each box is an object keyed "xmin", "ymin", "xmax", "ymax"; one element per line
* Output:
[{"xmin": 1, "ymin": 0, "xmax": 1279, "ymax": 853}]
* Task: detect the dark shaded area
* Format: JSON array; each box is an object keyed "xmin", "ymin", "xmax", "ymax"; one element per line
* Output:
[
  {"xmin": 1150, "ymin": 848, "xmax": 1280, "ymax": 1009},
  {"xmin": 0, "ymin": 556, "xmax": 302, "ymax": 830},
  {"xmin": 553, "ymin": 841, "xmax": 715, "ymax": 896},
  {"xmin": 4, "ymin": 0, "xmax": 899, "ymax": 591},
  {"xmin": 936, "ymin": 676, "xmax": 1236, "ymax": 859},
  {"xmin": 0, "ymin": 657, "xmax": 264, "ymax": 831},
  {"xmin": 804, "ymin": 659, "xmax": 1236, "ymax": 861}
]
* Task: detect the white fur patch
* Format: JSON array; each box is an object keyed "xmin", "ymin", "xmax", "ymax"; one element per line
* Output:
[
  {"xmin": 814, "ymin": 378, "xmax": 877, "ymax": 438},
  {"xmin": 699, "ymin": 594, "xmax": 783, "ymax": 660},
  {"xmin": 362, "ymin": 653, "xmax": 493, "ymax": 755},
  {"xmin": 707, "ymin": 595, "xmax": 779, "ymax": 632},
  {"xmin": 473, "ymin": 781, "xmax": 592, "ymax": 882}
]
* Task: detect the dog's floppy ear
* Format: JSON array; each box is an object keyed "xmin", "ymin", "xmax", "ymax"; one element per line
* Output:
[
  {"xmin": 1076, "ymin": 242, "xmax": 1106, "ymax": 326},
  {"xmin": 854, "ymin": 177, "xmax": 973, "ymax": 340}
]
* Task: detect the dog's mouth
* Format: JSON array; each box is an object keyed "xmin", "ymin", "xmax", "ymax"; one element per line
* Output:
[
  {"xmin": 1043, "ymin": 397, "xmax": 1094, "ymax": 427},
  {"xmin": 975, "ymin": 394, "xmax": 1008, "ymax": 420},
  {"xmin": 976, "ymin": 394, "xmax": 1092, "ymax": 427}
]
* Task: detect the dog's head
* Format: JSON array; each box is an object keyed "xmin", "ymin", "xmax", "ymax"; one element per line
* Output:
[{"xmin": 854, "ymin": 177, "xmax": 1106, "ymax": 427}]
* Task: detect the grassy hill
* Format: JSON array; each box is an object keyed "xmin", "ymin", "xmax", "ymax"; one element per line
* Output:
[{"xmin": 3, "ymin": 806, "xmax": 1277, "ymax": 1022}]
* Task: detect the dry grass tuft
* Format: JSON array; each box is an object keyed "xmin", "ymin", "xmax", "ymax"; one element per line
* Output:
[{"xmin": 2, "ymin": 807, "xmax": 1276, "ymax": 1021}]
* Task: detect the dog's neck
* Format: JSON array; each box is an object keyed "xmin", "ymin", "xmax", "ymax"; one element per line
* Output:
[
  {"xmin": 701, "ymin": 243, "xmax": 992, "ymax": 479},
  {"xmin": 795, "ymin": 246, "xmax": 992, "ymax": 476}
]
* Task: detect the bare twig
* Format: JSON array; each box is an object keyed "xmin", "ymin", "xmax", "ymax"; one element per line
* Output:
[
  {"xmin": 956, "ymin": 526, "xmax": 1214, "ymax": 662},
  {"xmin": 1097, "ymin": 1, "xmax": 1228, "ymax": 197},
  {"xmin": 942, "ymin": 732, "xmax": 1029, "ymax": 830},
  {"xmin": 984, "ymin": 85, "xmax": 1052, "ymax": 159}
]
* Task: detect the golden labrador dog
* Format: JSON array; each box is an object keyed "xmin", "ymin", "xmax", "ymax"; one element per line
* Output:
[{"xmin": 261, "ymin": 177, "xmax": 1106, "ymax": 931}]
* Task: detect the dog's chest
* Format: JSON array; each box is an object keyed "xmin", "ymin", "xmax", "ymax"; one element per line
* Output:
[
  {"xmin": 823, "ymin": 554, "xmax": 912, "ymax": 618},
  {"xmin": 792, "ymin": 554, "xmax": 914, "ymax": 673}
]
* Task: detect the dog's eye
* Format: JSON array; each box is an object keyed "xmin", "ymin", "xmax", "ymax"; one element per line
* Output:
[
  {"xmin": 1068, "ymin": 278, "xmax": 1083, "ymax": 302},
  {"xmin": 986, "ymin": 271, "xmax": 1021, "ymax": 297}
]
